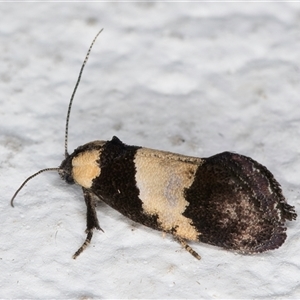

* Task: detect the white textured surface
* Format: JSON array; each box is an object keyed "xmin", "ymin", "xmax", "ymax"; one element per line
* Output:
[{"xmin": 1, "ymin": 3, "xmax": 300, "ymax": 299}]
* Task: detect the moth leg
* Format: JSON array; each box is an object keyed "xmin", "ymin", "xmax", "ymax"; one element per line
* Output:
[
  {"xmin": 73, "ymin": 187, "xmax": 103, "ymax": 259},
  {"xmin": 175, "ymin": 237, "xmax": 201, "ymax": 260},
  {"xmin": 73, "ymin": 231, "xmax": 93, "ymax": 259}
]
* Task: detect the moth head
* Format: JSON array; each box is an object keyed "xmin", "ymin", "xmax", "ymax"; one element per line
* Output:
[
  {"xmin": 59, "ymin": 154, "xmax": 75, "ymax": 184},
  {"xmin": 59, "ymin": 141, "xmax": 105, "ymax": 188}
]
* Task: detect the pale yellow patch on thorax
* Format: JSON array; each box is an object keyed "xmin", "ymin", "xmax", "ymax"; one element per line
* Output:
[
  {"xmin": 72, "ymin": 149, "xmax": 102, "ymax": 188},
  {"xmin": 134, "ymin": 148, "xmax": 203, "ymax": 241}
]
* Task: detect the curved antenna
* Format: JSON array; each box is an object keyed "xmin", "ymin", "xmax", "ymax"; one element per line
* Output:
[
  {"xmin": 10, "ymin": 168, "xmax": 59, "ymax": 207},
  {"xmin": 64, "ymin": 29, "xmax": 104, "ymax": 158}
]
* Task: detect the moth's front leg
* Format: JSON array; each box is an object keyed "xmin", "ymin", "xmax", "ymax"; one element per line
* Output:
[{"xmin": 73, "ymin": 187, "xmax": 103, "ymax": 259}]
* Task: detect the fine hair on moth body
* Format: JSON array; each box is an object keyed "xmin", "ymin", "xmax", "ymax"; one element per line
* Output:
[{"xmin": 11, "ymin": 30, "xmax": 297, "ymax": 260}]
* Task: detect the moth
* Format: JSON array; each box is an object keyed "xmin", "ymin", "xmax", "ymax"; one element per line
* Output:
[{"xmin": 11, "ymin": 30, "xmax": 297, "ymax": 260}]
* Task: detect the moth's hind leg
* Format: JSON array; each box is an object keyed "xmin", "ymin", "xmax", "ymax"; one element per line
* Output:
[
  {"xmin": 175, "ymin": 237, "xmax": 201, "ymax": 260},
  {"xmin": 73, "ymin": 188, "xmax": 103, "ymax": 259}
]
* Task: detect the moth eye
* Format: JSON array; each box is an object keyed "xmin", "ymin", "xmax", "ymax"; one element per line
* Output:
[
  {"xmin": 58, "ymin": 169, "xmax": 75, "ymax": 184},
  {"xmin": 65, "ymin": 175, "xmax": 75, "ymax": 184}
]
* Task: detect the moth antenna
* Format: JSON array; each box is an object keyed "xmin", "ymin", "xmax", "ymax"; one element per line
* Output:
[
  {"xmin": 64, "ymin": 29, "xmax": 104, "ymax": 158},
  {"xmin": 11, "ymin": 168, "xmax": 60, "ymax": 207},
  {"xmin": 12, "ymin": 31, "xmax": 103, "ymax": 206}
]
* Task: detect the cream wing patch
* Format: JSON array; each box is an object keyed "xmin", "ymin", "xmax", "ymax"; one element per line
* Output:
[
  {"xmin": 134, "ymin": 148, "xmax": 203, "ymax": 241},
  {"xmin": 72, "ymin": 149, "xmax": 102, "ymax": 188}
]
